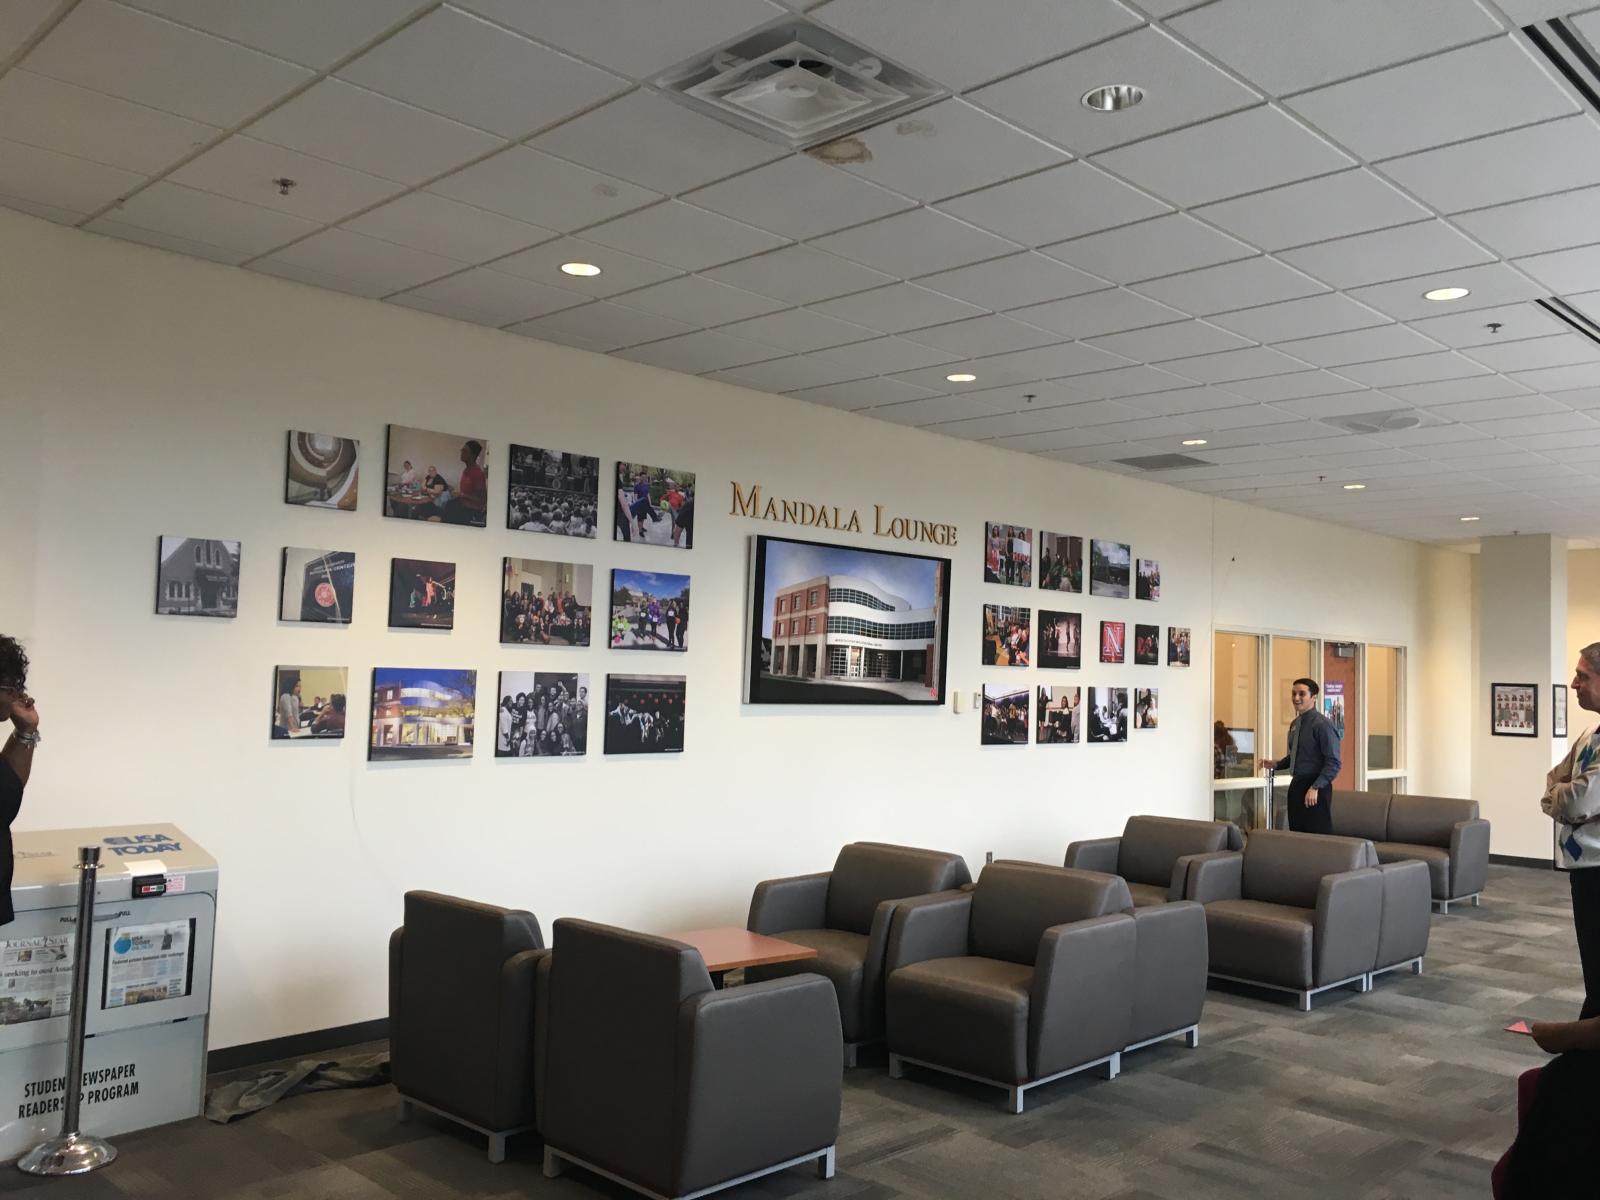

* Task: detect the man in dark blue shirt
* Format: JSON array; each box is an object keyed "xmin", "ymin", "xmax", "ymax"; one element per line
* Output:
[{"xmin": 1260, "ymin": 677, "xmax": 1341, "ymax": 834}]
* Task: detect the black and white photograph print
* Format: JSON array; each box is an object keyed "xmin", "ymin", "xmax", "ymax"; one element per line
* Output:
[
  {"xmin": 369, "ymin": 668, "xmax": 475, "ymax": 760},
  {"xmin": 156, "ymin": 536, "xmax": 240, "ymax": 618},
  {"xmin": 1039, "ymin": 532, "xmax": 1082, "ymax": 593},
  {"xmin": 384, "ymin": 424, "xmax": 488, "ymax": 526},
  {"xmin": 286, "ymin": 431, "xmax": 359, "ymax": 510},
  {"xmin": 1037, "ymin": 686, "xmax": 1080, "ymax": 744},
  {"xmin": 982, "ymin": 685, "xmax": 1029, "ymax": 746},
  {"xmin": 1090, "ymin": 538, "xmax": 1131, "ymax": 599},
  {"xmin": 280, "ymin": 547, "xmax": 355, "ymax": 624},
  {"xmin": 1168, "ymin": 626, "xmax": 1191, "ymax": 668},
  {"xmin": 1136, "ymin": 558, "xmax": 1161, "ymax": 601},
  {"xmin": 1038, "ymin": 610, "xmax": 1081, "ymax": 670},
  {"xmin": 496, "ymin": 671, "xmax": 589, "ymax": 758},
  {"xmin": 1088, "ymin": 687, "xmax": 1129, "ymax": 744},
  {"xmin": 1100, "ymin": 620, "xmax": 1125, "ymax": 665},
  {"xmin": 1134, "ymin": 623, "xmax": 1160, "ymax": 666},
  {"xmin": 614, "ymin": 462, "xmax": 695, "ymax": 548},
  {"xmin": 604, "ymin": 674, "xmax": 686, "ymax": 755},
  {"xmin": 389, "ymin": 558, "xmax": 455, "ymax": 629},
  {"xmin": 508, "ymin": 444, "xmax": 599, "ymax": 538},
  {"xmin": 982, "ymin": 605, "xmax": 1030, "ymax": 667},
  {"xmin": 984, "ymin": 522, "xmax": 1033, "ymax": 586},
  {"xmin": 610, "ymin": 569, "xmax": 690, "ymax": 650},
  {"xmin": 502, "ymin": 558, "xmax": 593, "ymax": 646},
  {"xmin": 1135, "ymin": 687, "xmax": 1159, "ymax": 730},
  {"xmin": 271, "ymin": 666, "xmax": 348, "ymax": 740},
  {"xmin": 1491, "ymin": 682, "xmax": 1537, "ymax": 737}
]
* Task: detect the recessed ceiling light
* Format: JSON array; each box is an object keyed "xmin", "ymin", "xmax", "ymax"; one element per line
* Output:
[
  {"xmin": 1182, "ymin": 438, "xmax": 1207, "ymax": 446},
  {"xmin": 1460, "ymin": 515, "xmax": 1481, "ymax": 522},
  {"xmin": 1081, "ymin": 84, "xmax": 1145, "ymax": 112},
  {"xmin": 561, "ymin": 262, "xmax": 601, "ymax": 277},
  {"xmin": 1343, "ymin": 483, "xmax": 1366, "ymax": 490},
  {"xmin": 946, "ymin": 372, "xmax": 977, "ymax": 383},
  {"xmin": 1423, "ymin": 285, "xmax": 1469, "ymax": 301}
]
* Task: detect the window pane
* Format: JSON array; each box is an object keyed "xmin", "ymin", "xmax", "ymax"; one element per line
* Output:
[
  {"xmin": 1368, "ymin": 776, "xmax": 1401, "ymax": 796},
  {"xmin": 1368, "ymin": 645, "xmax": 1400, "ymax": 771},
  {"xmin": 1270, "ymin": 636, "xmax": 1316, "ymax": 762},
  {"xmin": 1213, "ymin": 632, "xmax": 1259, "ymax": 779}
]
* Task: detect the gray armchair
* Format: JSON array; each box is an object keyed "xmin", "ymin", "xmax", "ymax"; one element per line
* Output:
[
  {"xmin": 388, "ymin": 890, "xmax": 546, "ymax": 1162},
  {"xmin": 539, "ymin": 919, "xmax": 841, "ymax": 1200},
  {"xmin": 745, "ymin": 841, "xmax": 971, "ymax": 1065},
  {"xmin": 1333, "ymin": 790, "xmax": 1490, "ymax": 911},
  {"xmin": 1066, "ymin": 815, "xmax": 1243, "ymax": 907}
]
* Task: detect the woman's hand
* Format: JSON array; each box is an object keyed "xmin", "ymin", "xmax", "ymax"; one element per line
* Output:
[{"xmin": 8, "ymin": 694, "xmax": 37, "ymax": 734}]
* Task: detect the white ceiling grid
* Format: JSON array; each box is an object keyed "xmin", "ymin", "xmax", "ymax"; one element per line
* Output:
[{"xmin": 9, "ymin": 0, "xmax": 1600, "ymax": 542}]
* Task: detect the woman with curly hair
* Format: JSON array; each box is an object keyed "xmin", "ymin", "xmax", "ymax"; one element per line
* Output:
[{"xmin": 0, "ymin": 634, "xmax": 39, "ymax": 927}]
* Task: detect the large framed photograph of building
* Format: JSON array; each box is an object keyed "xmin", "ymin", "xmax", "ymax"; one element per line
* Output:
[{"xmin": 745, "ymin": 534, "xmax": 951, "ymax": 705}]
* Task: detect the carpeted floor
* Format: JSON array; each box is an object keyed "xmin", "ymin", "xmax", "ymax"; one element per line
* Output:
[{"xmin": 0, "ymin": 864, "xmax": 1575, "ymax": 1200}]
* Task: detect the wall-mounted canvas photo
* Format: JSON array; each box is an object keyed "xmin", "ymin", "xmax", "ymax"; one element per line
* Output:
[
  {"xmin": 1136, "ymin": 558, "xmax": 1161, "ymax": 601},
  {"xmin": 369, "ymin": 668, "xmax": 475, "ymax": 760},
  {"xmin": 1135, "ymin": 687, "xmax": 1159, "ymax": 730},
  {"xmin": 1100, "ymin": 620, "xmax": 1125, "ymax": 664},
  {"xmin": 1134, "ymin": 623, "xmax": 1159, "ymax": 666},
  {"xmin": 384, "ymin": 425, "xmax": 488, "ymax": 526},
  {"xmin": 271, "ymin": 666, "xmax": 347, "ymax": 740},
  {"xmin": 981, "ymin": 685, "xmax": 1029, "ymax": 746},
  {"xmin": 1039, "ymin": 532, "xmax": 1082, "ymax": 593},
  {"xmin": 1168, "ymin": 627, "xmax": 1191, "ymax": 668},
  {"xmin": 496, "ymin": 671, "xmax": 588, "ymax": 757},
  {"xmin": 604, "ymin": 674, "xmax": 685, "ymax": 754},
  {"xmin": 1088, "ymin": 687, "xmax": 1128, "ymax": 743},
  {"xmin": 502, "ymin": 558, "xmax": 593, "ymax": 646},
  {"xmin": 611, "ymin": 569, "xmax": 690, "ymax": 650},
  {"xmin": 1037, "ymin": 610, "xmax": 1081, "ymax": 670},
  {"xmin": 982, "ymin": 605, "xmax": 1030, "ymax": 667},
  {"xmin": 156, "ymin": 536, "xmax": 240, "ymax": 618},
  {"xmin": 508, "ymin": 444, "xmax": 598, "ymax": 538},
  {"xmin": 1491, "ymin": 682, "xmax": 1537, "ymax": 737},
  {"xmin": 614, "ymin": 462, "xmax": 695, "ymax": 548},
  {"xmin": 746, "ymin": 534, "xmax": 950, "ymax": 705},
  {"xmin": 280, "ymin": 547, "xmax": 355, "ymax": 624},
  {"xmin": 389, "ymin": 558, "xmax": 455, "ymax": 629},
  {"xmin": 285, "ymin": 431, "xmax": 359, "ymax": 510},
  {"xmin": 1090, "ymin": 539, "xmax": 1131, "ymax": 598},
  {"xmin": 1037, "ymin": 686, "xmax": 1080, "ymax": 744},
  {"xmin": 984, "ymin": 522, "xmax": 1033, "ymax": 586}
]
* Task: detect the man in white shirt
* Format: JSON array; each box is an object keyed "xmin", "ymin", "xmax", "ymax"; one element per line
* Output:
[{"xmin": 1544, "ymin": 641, "xmax": 1600, "ymax": 1018}]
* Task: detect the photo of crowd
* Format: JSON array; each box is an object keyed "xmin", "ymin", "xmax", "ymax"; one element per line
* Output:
[
  {"xmin": 502, "ymin": 558, "xmax": 593, "ymax": 646},
  {"xmin": 280, "ymin": 547, "xmax": 355, "ymax": 625},
  {"xmin": 1038, "ymin": 610, "xmax": 1081, "ymax": 670},
  {"xmin": 1168, "ymin": 626, "xmax": 1191, "ymax": 667},
  {"xmin": 615, "ymin": 462, "xmax": 695, "ymax": 548},
  {"xmin": 1088, "ymin": 687, "xmax": 1128, "ymax": 743},
  {"xmin": 1090, "ymin": 538, "xmax": 1131, "ymax": 599},
  {"xmin": 507, "ymin": 444, "xmax": 598, "ymax": 538},
  {"xmin": 1134, "ymin": 623, "xmax": 1160, "ymax": 666},
  {"xmin": 384, "ymin": 425, "xmax": 488, "ymax": 527},
  {"xmin": 1135, "ymin": 687, "xmax": 1159, "ymax": 730},
  {"xmin": 495, "ymin": 671, "xmax": 588, "ymax": 757},
  {"xmin": 1038, "ymin": 532, "xmax": 1082, "ymax": 593},
  {"xmin": 389, "ymin": 558, "xmax": 455, "ymax": 629},
  {"xmin": 611, "ymin": 569, "xmax": 690, "ymax": 651},
  {"xmin": 1037, "ymin": 686, "xmax": 1080, "ymax": 744},
  {"xmin": 1100, "ymin": 620, "xmax": 1125, "ymax": 664},
  {"xmin": 604, "ymin": 674, "xmax": 686, "ymax": 754},
  {"xmin": 984, "ymin": 522, "xmax": 1033, "ymax": 586},
  {"xmin": 1136, "ymin": 558, "xmax": 1161, "ymax": 601},
  {"xmin": 271, "ymin": 666, "xmax": 348, "ymax": 740},
  {"xmin": 981, "ymin": 685, "xmax": 1029, "ymax": 746},
  {"xmin": 982, "ymin": 605, "xmax": 1030, "ymax": 667}
]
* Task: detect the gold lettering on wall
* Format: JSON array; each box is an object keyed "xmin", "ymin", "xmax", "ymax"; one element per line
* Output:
[{"xmin": 731, "ymin": 483, "xmax": 955, "ymax": 545}]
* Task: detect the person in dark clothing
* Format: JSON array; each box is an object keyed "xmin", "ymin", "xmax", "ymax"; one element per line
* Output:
[
  {"xmin": 0, "ymin": 634, "xmax": 40, "ymax": 928},
  {"xmin": 1498, "ymin": 1016, "xmax": 1600, "ymax": 1198},
  {"xmin": 1259, "ymin": 676, "xmax": 1340, "ymax": 833}
]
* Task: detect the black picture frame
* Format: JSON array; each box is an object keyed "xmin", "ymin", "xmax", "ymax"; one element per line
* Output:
[
  {"xmin": 1491, "ymin": 682, "xmax": 1538, "ymax": 737},
  {"xmin": 1555, "ymin": 684, "xmax": 1569, "ymax": 739}
]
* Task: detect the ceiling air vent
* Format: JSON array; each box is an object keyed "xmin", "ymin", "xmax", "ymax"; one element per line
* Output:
[
  {"xmin": 1113, "ymin": 453, "xmax": 1213, "ymax": 471},
  {"xmin": 1521, "ymin": 18, "xmax": 1600, "ymax": 111},
  {"xmin": 1326, "ymin": 410, "xmax": 1424, "ymax": 435},
  {"xmin": 654, "ymin": 21, "xmax": 945, "ymax": 149}
]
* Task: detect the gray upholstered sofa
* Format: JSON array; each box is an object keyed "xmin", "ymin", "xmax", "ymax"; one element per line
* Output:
[
  {"xmin": 538, "ymin": 919, "xmax": 841, "ymax": 1199},
  {"xmin": 1330, "ymin": 790, "xmax": 1490, "ymax": 912},
  {"xmin": 883, "ymin": 861, "xmax": 1205, "ymax": 1113},
  {"xmin": 1189, "ymin": 830, "xmax": 1431, "ymax": 1010},
  {"xmin": 388, "ymin": 891, "xmax": 546, "ymax": 1162},
  {"xmin": 745, "ymin": 841, "xmax": 972, "ymax": 1065},
  {"xmin": 1065, "ymin": 815, "xmax": 1244, "ymax": 907}
]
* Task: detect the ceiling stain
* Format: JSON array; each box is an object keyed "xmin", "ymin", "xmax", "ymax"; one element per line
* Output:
[
  {"xmin": 808, "ymin": 137, "xmax": 872, "ymax": 165},
  {"xmin": 895, "ymin": 118, "xmax": 935, "ymax": 137}
]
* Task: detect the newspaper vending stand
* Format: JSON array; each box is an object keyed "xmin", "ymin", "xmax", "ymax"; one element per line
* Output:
[{"xmin": 0, "ymin": 825, "xmax": 216, "ymax": 1161}]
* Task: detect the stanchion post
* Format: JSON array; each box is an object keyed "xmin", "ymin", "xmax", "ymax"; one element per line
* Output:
[
  {"xmin": 1263, "ymin": 766, "xmax": 1276, "ymax": 831},
  {"xmin": 17, "ymin": 846, "xmax": 118, "ymax": 1176}
]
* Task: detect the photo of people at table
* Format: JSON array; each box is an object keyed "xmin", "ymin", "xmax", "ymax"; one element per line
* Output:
[
  {"xmin": 1088, "ymin": 686, "xmax": 1128, "ymax": 743},
  {"xmin": 982, "ymin": 604, "xmax": 1030, "ymax": 667},
  {"xmin": 614, "ymin": 461, "xmax": 695, "ymax": 549},
  {"xmin": 1038, "ymin": 531, "xmax": 1082, "ymax": 593},
  {"xmin": 984, "ymin": 522, "xmax": 1033, "ymax": 586},
  {"xmin": 604, "ymin": 674, "xmax": 686, "ymax": 755},
  {"xmin": 1038, "ymin": 610, "xmax": 1081, "ymax": 670},
  {"xmin": 271, "ymin": 666, "xmax": 348, "ymax": 739},
  {"xmin": 389, "ymin": 558, "xmax": 455, "ymax": 629},
  {"xmin": 1168, "ymin": 626, "xmax": 1191, "ymax": 667},
  {"xmin": 384, "ymin": 424, "xmax": 488, "ymax": 527},
  {"xmin": 1134, "ymin": 623, "xmax": 1160, "ymax": 666},
  {"xmin": 1037, "ymin": 685, "xmax": 1080, "ymax": 744},
  {"xmin": 610, "ymin": 569, "xmax": 689, "ymax": 650},
  {"xmin": 507, "ymin": 444, "xmax": 598, "ymax": 538},
  {"xmin": 495, "ymin": 671, "xmax": 588, "ymax": 758},
  {"xmin": 502, "ymin": 558, "xmax": 592, "ymax": 646},
  {"xmin": 982, "ymin": 685, "xmax": 1029, "ymax": 746}
]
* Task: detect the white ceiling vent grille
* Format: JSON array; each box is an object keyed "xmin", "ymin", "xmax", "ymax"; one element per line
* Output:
[
  {"xmin": 1113, "ymin": 453, "xmax": 1213, "ymax": 471},
  {"xmin": 1325, "ymin": 409, "xmax": 1427, "ymax": 435},
  {"xmin": 654, "ymin": 22, "xmax": 945, "ymax": 148}
]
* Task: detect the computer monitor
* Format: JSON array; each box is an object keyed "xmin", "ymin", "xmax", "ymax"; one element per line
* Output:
[{"xmin": 1227, "ymin": 728, "xmax": 1255, "ymax": 756}]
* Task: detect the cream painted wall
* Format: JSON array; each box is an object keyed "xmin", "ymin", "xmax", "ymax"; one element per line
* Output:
[{"xmin": 0, "ymin": 209, "xmax": 1471, "ymax": 1048}]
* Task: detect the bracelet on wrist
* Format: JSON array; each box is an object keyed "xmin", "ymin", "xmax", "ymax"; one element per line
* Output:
[{"xmin": 11, "ymin": 729, "xmax": 40, "ymax": 748}]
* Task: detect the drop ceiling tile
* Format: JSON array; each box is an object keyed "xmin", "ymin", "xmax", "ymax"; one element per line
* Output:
[
  {"xmin": 0, "ymin": 69, "xmax": 217, "ymax": 176},
  {"xmin": 937, "ymin": 162, "xmax": 1170, "ymax": 248},
  {"xmin": 1381, "ymin": 115, "xmax": 1600, "ymax": 214},
  {"xmin": 427, "ymin": 146, "xmax": 659, "ymax": 232},
  {"xmin": 1513, "ymin": 243, "xmax": 1600, "ymax": 297},
  {"xmin": 250, "ymin": 257, "xmax": 392, "ymax": 299},
  {"xmin": 686, "ymin": 154, "xmax": 914, "ymax": 240},
  {"xmin": 577, "ymin": 201, "xmax": 789, "ymax": 271},
  {"xmin": 990, "ymin": 426, "xmax": 1125, "ymax": 453},
  {"xmin": 809, "ymin": 0, "xmax": 1141, "ymax": 91},
  {"xmin": 791, "ymin": 378, "xmax": 942, "ymax": 411},
  {"xmin": 1094, "ymin": 106, "xmax": 1354, "ymax": 208},
  {"xmin": 1210, "ymin": 294, "xmax": 1391, "ymax": 343},
  {"xmin": 1465, "ymin": 332, "xmax": 1600, "ymax": 373},
  {"xmin": 1469, "ymin": 409, "xmax": 1600, "ymax": 436},
  {"xmin": 1557, "ymin": 384, "xmax": 1600, "ymax": 409},
  {"xmin": 528, "ymin": 89, "xmax": 785, "ymax": 196},
  {"xmin": 704, "ymin": 244, "xmax": 895, "ymax": 306},
  {"xmin": 1010, "ymin": 289, "xmax": 1188, "ymax": 339},
  {"xmin": 1068, "ymin": 364, "xmax": 1196, "ymax": 400},
  {"xmin": 970, "ymin": 25, "xmax": 1260, "ymax": 156},
  {"xmin": 1086, "ymin": 320, "xmax": 1253, "ymax": 363},
  {"xmin": 886, "ymin": 361, "xmax": 1040, "ymax": 393},
  {"xmin": 1161, "ymin": 346, "xmax": 1313, "ymax": 384},
  {"xmin": 868, "ymin": 391, "xmax": 1039, "ymax": 426},
  {"xmin": 1333, "ymin": 352, "xmax": 1491, "ymax": 388},
  {"xmin": 1220, "ymin": 370, "xmax": 1368, "ymax": 402},
  {"xmin": 808, "ymin": 281, "xmax": 987, "ymax": 333},
  {"xmin": 1043, "ymin": 214, "xmax": 1256, "ymax": 289},
  {"xmin": 1193, "ymin": 168, "xmax": 1429, "ymax": 253},
  {"xmin": 0, "ymin": 0, "xmax": 58, "ymax": 60},
  {"xmin": 716, "ymin": 308, "xmax": 879, "ymax": 353},
  {"xmin": 0, "ymin": 196, "xmax": 88, "ymax": 226},
  {"xmin": 1120, "ymin": 386, "xmax": 1286, "ymax": 416},
  {"xmin": 1169, "ymin": 0, "xmax": 1499, "ymax": 96},
  {"xmin": 263, "ymin": 227, "xmax": 468, "ymax": 293},
  {"xmin": 1132, "ymin": 256, "xmax": 1328, "ymax": 316},
  {"xmin": 110, "ymin": 180, "xmax": 318, "ymax": 255},
  {"xmin": 169, "ymin": 135, "xmax": 403, "ymax": 223},
  {"xmin": 612, "ymin": 275, "xmax": 785, "ymax": 326},
  {"xmin": 120, "ymin": 0, "xmax": 427, "ymax": 69},
  {"xmin": 1563, "ymin": 291, "xmax": 1600, "ymax": 329},
  {"xmin": 1348, "ymin": 263, "xmax": 1547, "ymax": 322},
  {"xmin": 81, "ymin": 218, "xmax": 249, "ymax": 265},
  {"xmin": 506, "ymin": 301, "xmax": 693, "ymax": 351},
  {"xmin": 1453, "ymin": 187, "xmax": 1600, "ymax": 260},
  {"xmin": 248, "ymin": 79, "xmax": 504, "ymax": 186},
  {"xmin": 493, "ymin": 237, "xmax": 680, "ymax": 296},
  {"xmin": 1511, "ymin": 362, "xmax": 1600, "ymax": 393},
  {"xmin": 812, "ymin": 209, "xmax": 1020, "ymax": 277},
  {"xmin": 963, "ymin": 342, "xmax": 1136, "ymax": 382},
  {"xmin": 813, "ymin": 336, "xmax": 962, "ymax": 376},
  {"xmin": 901, "ymin": 314, "xmax": 1061, "ymax": 358},
  {"xmin": 926, "ymin": 403, "xmax": 1132, "ymax": 441},
  {"xmin": 1280, "ymin": 221, "xmax": 1495, "ymax": 290},
  {"xmin": 453, "ymin": 0, "xmax": 785, "ymax": 81},
  {"xmin": 826, "ymin": 98, "xmax": 1067, "ymax": 203},
  {"xmin": 1381, "ymin": 376, "xmax": 1533, "ymax": 407},
  {"xmin": 384, "ymin": 291, "xmax": 510, "ymax": 327},
  {"xmin": 1275, "ymin": 325, "xmax": 1446, "ymax": 368},
  {"xmin": 346, "ymin": 194, "xmax": 556, "ymax": 267},
  {"xmin": 1270, "ymin": 390, "xmax": 1417, "ymax": 420},
  {"xmin": 25, "ymin": 0, "xmax": 312, "ymax": 126},
  {"xmin": 615, "ymin": 330, "xmax": 782, "ymax": 373},
  {"xmin": 917, "ymin": 253, "xmax": 1108, "ymax": 311},
  {"xmin": 1405, "ymin": 302, "xmax": 1566, "ymax": 348},
  {"xmin": 0, "ymin": 137, "xmax": 145, "ymax": 216},
  {"xmin": 707, "ymin": 355, "xmax": 875, "ymax": 393}
]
